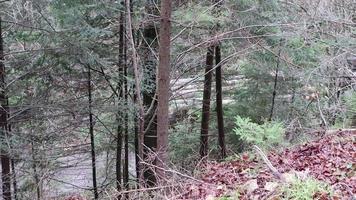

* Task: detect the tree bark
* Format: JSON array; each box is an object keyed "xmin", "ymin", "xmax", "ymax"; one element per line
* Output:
[
  {"xmin": 125, "ymin": 0, "xmax": 145, "ymax": 184},
  {"xmin": 215, "ymin": 45, "xmax": 226, "ymax": 159},
  {"xmin": 200, "ymin": 46, "xmax": 214, "ymax": 159},
  {"xmin": 142, "ymin": 0, "xmax": 159, "ymax": 187},
  {"xmin": 122, "ymin": 8, "xmax": 129, "ymax": 196},
  {"xmin": 0, "ymin": 17, "xmax": 12, "ymax": 200},
  {"xmin": 87, "ymin": 65, "xmax": 98, "ymax": 199},
  {"xmin": 156, "ymin": 0, "xmax": 172, "ymax": 180},
  {"xmin": 116, "ymin": 2, "xmax": 125, "ymax": 197}
]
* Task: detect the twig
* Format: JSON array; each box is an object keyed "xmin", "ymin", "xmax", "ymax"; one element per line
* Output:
[
  {"xmin": 116, "ymin": 184, "xmax": 178, "ymax": 195},
  {"xmin": 253, "ymin": 145, "xmax": 284, "ymax": 181},
  {"xmin": 316, "ymin": 96, "xmax": 328, "ymax": 128}
]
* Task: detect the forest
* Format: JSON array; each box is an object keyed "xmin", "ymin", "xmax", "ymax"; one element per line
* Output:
[{"xmin": 0, "ymin": 0, "xmax": 355, "ymax": 199}]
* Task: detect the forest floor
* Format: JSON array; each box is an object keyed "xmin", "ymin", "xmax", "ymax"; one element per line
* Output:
[{"xmin": 178, "ymin": 130, "xmax": 355, "ymax": 200}]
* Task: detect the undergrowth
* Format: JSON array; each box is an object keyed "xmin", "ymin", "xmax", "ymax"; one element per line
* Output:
[
  {"xmin": 281, "ymin": 177, "xmax": 333, "ymax": 200},
  {"xmin": 233, "ymin": 115, "xmax": 285, "ymax": 149}
]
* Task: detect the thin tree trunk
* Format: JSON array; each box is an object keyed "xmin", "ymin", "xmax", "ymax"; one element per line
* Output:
[
  {"xmin": 127, "ymin": 0, "xmax": 140, "ymax": 186},
  {"xmin": 8, "ymin": 113, "xmax": 16, "ymax": 200},
  {"xmin": 134, "ymin": 91, "xmax": 140, "ymax": 186},
  {"xmin": 116, "ymin": 124, "xmax": 122, "ymax": 198},
  {"xmin": 156, "ymin": 0, "xmax": 172, "ymax": 181},
  {"xmin": 125, "ymin": 0, "xmax": 145, "ymax": 184},
  {"xmin": 200, "ymin": 46, "xmax": 214, "ymax": 159},
  {"xmin": 31, "ymin": 141, "xmax": 41, "ymax": 200},
  {"xmin": 116, "ymin": 2, "xmax": 125, "ymax": 197},
  {"xmin": 215, "ymin": 45, "xmax": 226, "ymax": 159},
  {"xmin": 10, "ymin": 158, "xmax": 17, "ymax": 200},
  {"xmin": 122, "ymin": 9, "xmax": 130, "ymax": 198},
  {"xmin": 269, "ymin": 48, "xmax": 281, "ymax": 121},
  {"xmin": 0, "ymin": 17, "xmax": 12, "ymax": 200},
  {"xmin": 123, "ymin": 56, "xmax": 129, "ymax": 199},
  {"xmin": 87, "ymin": 65, "xmax": 98, "ymax": 199}
]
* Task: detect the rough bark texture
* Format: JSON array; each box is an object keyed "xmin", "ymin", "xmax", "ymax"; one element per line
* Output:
[
  {"xmin": 215, "ymin": 45, "xmax": 226, "ymax": 159},
  {"xmin": 200, "ymin": 47, "xmax": 214, "ymax": 158},
  {"xmin": 88, "ymin": 65, "xmax": 98, "ymax": 199},
  {"xmin": 0, "ymin": 17, "xmax": 12, "ymax": 200},
  {"xmin": 157, "ymin": 0, "xmax": 172, "ymax": 181}
]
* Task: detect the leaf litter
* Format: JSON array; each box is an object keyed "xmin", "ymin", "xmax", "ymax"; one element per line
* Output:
[{"xmin": 179, "ymin": 131, "xmax": 355, "ymax": 199}]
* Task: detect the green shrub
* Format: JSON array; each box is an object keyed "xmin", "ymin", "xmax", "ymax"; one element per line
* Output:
[
  {"xmin": 233, "ymin": 116, "xmax": 285, "ymax": 149},
  {"xmin": 344, "ymin": 93, "xmax": 356, "ymax": 127},
  {"xmin": 281, "ymin": 177, "xmax": 332, "ymax": 200},
  {"xmin": 169, "ymin": 121, "xmax": 200, "ymax": 169}
]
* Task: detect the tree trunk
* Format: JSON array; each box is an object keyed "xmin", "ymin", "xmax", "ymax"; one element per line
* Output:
[
  {"xmin": 200, "ymin": 46, "xmax": 214, "ymax": 159},
  {"xmin": 215, "ymin": 45, "xmax": 226, "ymax": 159},
  {"xmin": 116, "ymin": 2, "xmax": 125, "ymax": 197},
  {"xmin": 8, "ymin": 124, "xmax": 17, "ymax": 200},
  {"xmin": 122, "ymin": 9, "xmax": 129, "ymax": 197},
  {"xmin": 134, "ymin": 92, "xmax": 140, "ymax": 185},
  {"xmin": 125, "ymin": 0, "xmax": 145, "ymax": 185},
  {"xmin": 269, "ymin": 48, "xmax": 281, "ymax": 121},
  {"xmin": 31, "ymin": 141, "xmax": 41, "ymax": 200},
  {"xmin": 87, "ymin": 65, "xmax": 98, "ymax": 199},
  {"xmin": 142, "ymin": 0, "xmax": 159, "ymax": 187},
  {"xmin": 156, "ymin": 0, "xmax": 172, "ymax": 181},
  {"xmin": 123, "ymin": 53, "xmax": 129, "ymax": 199},
  {"xmin": 0, "ymin": 17, "xmax": 12, "ymax": 200},
  {"xmin": 10, "ymin": 158, "xmax": 17, "ymax": 200}
]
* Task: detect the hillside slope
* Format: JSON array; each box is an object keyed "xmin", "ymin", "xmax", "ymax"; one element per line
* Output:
[{"xmin": 180, "ymin": 130, "xmax": 355, "ymax": 200}]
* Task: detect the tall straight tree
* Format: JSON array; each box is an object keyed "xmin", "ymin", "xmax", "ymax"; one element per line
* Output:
[
  {"xmin": 116, "ymin": 1, "xmax": 125, "ymax": 196},
  {"xmin": 123, "ymin": 46, "xmax": 129, "ymax": 198},
  {"xmin": 156, "ymin": 0, "xmax": 172, "ymax": 180},
  {"xmin": 120, "ymin": 1, "xmax": 130, "ymax": 195},
  {"xmin": 0, "ymin": 17, "xmax": 12, "ymax": 200},
  {"xmin": 87, "ymin": 65, "xmax": 98, "ymax": 199},
  {"xmin": 125, "ymin": 0, "xmax": 145, "ymax": 184},
  {"xmin": 122, "ymin": 6, "xmax": 130, "ymax": 197},
  {"xmin": 142, "ymin": 0, "xmax": 159, "ymax": 186},
  {"xmin": 214, "ymin": 0, "xmax": 226, "ymax": 159},
  {"xmin": 215, "ymin": 45, "xmax": 226, "ymax": 159},
  {"xmin": 200, "ymin": 46, "xmax": 214, "ymax": 158}
]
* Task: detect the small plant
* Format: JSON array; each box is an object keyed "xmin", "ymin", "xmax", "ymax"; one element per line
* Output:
[
  {"xmin": 281, "ymin": 177, "xmax": 332, "ymax": 200},
  {"xmin": 217, "ymin": 190, "xmax": 240, "ymax": 200},
  {"xmin": 233, "ymin": 116, "xmax": 285, "ymax": 149}
]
